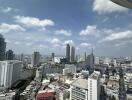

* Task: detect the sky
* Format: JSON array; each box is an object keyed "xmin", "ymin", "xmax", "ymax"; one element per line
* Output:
[{"xmin": 0, "ymin": 0, "xmax": 132, "ymax": 56}]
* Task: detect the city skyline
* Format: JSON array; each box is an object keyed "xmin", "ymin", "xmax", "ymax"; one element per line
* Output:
[{"xmin": 0, "ymin": 0, "xmax": 132, "ymax": 56}]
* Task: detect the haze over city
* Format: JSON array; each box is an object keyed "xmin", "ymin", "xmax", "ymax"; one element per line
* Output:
[{"xmin": 0, "ymin": 0, "xmax": 132, "ymax": 56}]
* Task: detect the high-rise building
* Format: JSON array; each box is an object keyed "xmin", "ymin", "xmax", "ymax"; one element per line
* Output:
[
  {"xmin": 0, "ymin": 60, "xmax": 22, "ymax": 88},
  {"xmin": 51, "ymin": 53, "xmax": 55, "ymax": 62},
  {"xmin": 0, "ymin": 34, "xmax": 6, "ymax": 61},
  {"xmin": 6, "ymin": 49, "xmax": 14, "ymax": 60},
  {"xmin": 71, "ymin": 46, "xmax": 75, "ymax": 62},
  {"xmin": 87, "ymin": 50, "xmax": 94, "ymax": 68},
  {"xmin": 66, "ymin": 44, "xmax": 70, "ymax": 62},
  {"xmin": 31, "ymin": 51, "xmax": 40, "ymax": 67},
  {"xmin": 88, "ymin": 71, "xmax": 101, "ymax": 100}
]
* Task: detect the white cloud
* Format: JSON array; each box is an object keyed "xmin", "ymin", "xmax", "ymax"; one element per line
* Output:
[
  {"xmin": 53, "ymin": 44, "xmax": 61, "ymax": 47},
  {"xmin": 50, "ymin": 38, "xmax": 74, "ymax": 48},
  {"xmin": 76, "ymin": 47, "xmax": 80, "ymax": 50},
  {"xmin": 1, "ymin": 7, "xmax": 12, "ymax": 13},
  {"xmin": 115, "ymin": 42, "xmax": 126, "ymax": 47},
  {"xmin": 80, "ymin": 42, "xmax": 93, "ymax": 48},
  {"xmin": 25, "ymin": 36, "xmax": 32, "ymax": 40},
  {"xmin": 14, "ymin": 16, "xmax": 55, "ymax": 29},
  {"xmin": 0, "ymin": 23, "xmax": 25, "ymax": 33},
  {"xmin": 55, "ymin": 29, "xmax": 71, "ymax": 36},
  {"xmin": 79, "ymin": 25, "xmax": 100, "ymax": 37},
  {"xmin": 39, "ymin": 44, "xmax": 47, "ymax": 48},
  {"xmin": 6, "ymin": 39, "xmax": 11, "ymax": 43},
  {"xmin": 114, "ymin": 40, "xmax": 132, "ymax": 47},
  {"xmin": 102, "ymin": 17, "xmax": 109, "ymax": 23},
  {"xmin": 100, "ymin": 30, "xmax": 132, "ymax": 42},
  {"xmin": 50, "ymin": 38, "xmax": 61, "ymax": 44},
  {"xmin": 26, "ymin": 42, "xmax": 33, "ymax": 46},
  {"xmin": 14, "ymin": 41, "xmax": 21, "ymax": 45},
  {"xmin": 93, "ymin": 0, "xmax": 128, "ymax": 14},
  {"xmin": 64, "ymin": 40, "xmax": 74, "ymax": 45}
]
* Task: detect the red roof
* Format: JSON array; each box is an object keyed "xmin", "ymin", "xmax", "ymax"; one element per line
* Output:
[{"xmin": 36, "ymin": 92, "xmax": 55, "ymax": 99}]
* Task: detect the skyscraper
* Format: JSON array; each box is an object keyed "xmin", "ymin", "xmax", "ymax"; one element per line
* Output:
[
  {"xmin": 51, "ymin": 53, "xmax": 55, "ymax": 62},
  {"xmin": 0, "ymin": 34, "xmax": 6, "ymax": 61},
  {"xmin": 31, "ymin": 51, "xmax": 40, "ymax": 67},
  {"xmin": 87, "ymin": 49, "xmax": 94, "ymax": 68},
  {"xmin": 6, "ymin": 49, "xmax": 14, "ymax": 60},
  {"xmin": 71, "ymin": 46, "xmax": 75, "ymax": 62},
  {"xmin": 66, "ymin": 44, "xmax": 70, "ymax": 62}
]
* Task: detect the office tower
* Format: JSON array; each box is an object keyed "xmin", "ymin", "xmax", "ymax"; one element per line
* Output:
[
  {"xmin": 31, "ymin": 51, "xmax": 40, "ymax": 67},
  {"xmin": 71, "ymin": 46, "xmax": 75, "ymax": 62},
  {"xmin": 87, "ymin": 49, "xmax": 94, "ymax": 68},
  {"xmin": 0, "ymin": 60, "xmax": 22, "ymax": 88},
  {"xmin": 70, "ymin": 79, "xmax": 88, "ymax": 100},
  {"xmin": 88, "ymin": 71, "xmax": 101, "ymax": 100},
  {"xmin": 51, "ymin": 53, "xmax": 55, "ymax": 62},
  {"xmin": 6, "ymin": 49, "xmax": 14, "ymax": 60},
  {"xmin": 119, "ymin": 68, "xmax": 127, "ymax": 100},
  {"xmin": 66, "ymin": 44, "xmax": 70, "ymax": 62},
  {"xmin": 0, "ymin": 34, "xmax": 6, "ymax": 61}
]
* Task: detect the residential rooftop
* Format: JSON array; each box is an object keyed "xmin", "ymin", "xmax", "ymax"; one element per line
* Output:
[
  {"xmin": 71, "ymin": 78, "xmax": 88, "ymax": 89},
  {"xmin": 89, "ymin": 71, "xmax": 100, "ymax": 80}
]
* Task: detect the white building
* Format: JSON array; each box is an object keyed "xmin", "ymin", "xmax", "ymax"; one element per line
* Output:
[
  {"xmin": 95, "ymin": 57, "xmax": 100, "ymax": 64},
  {"xmin": 111, "ymin": 59, "xmax": 117, "ymax": 67},
  {"xmin": 0, "ymin": 60, "xmax": 22, "ymax": 88},
  {"xmin": 70, "ymin": 78, "xmax": 88, "ymax": 100},
  {"xmin": 35, "ymin": 66, "xmax": 43, "ymax": 80},
  {"xmin": 0, "ymin": 90, "xmax": 16, "ymax": 100},
  {"xmin": 88, "ymin": 71, "xmax": 101, "ymax": 100}
]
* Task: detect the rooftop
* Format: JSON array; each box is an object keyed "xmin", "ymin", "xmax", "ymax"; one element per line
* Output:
[
  {"xmin": 89, "ymin": 71, "xmax": 100, "ymax": 80},
  {"xmin": 71, "ymin": 78, "xmax": 88, "ymax": 89},
  {"xmin": 37, "ymin": 92, "xmax": 55, "ymax": 99}
]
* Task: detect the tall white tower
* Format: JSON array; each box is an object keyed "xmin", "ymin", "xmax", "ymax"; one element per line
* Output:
[{"xmin": 88, "ymin": 71, "xmax": 101, "ymax": 100}]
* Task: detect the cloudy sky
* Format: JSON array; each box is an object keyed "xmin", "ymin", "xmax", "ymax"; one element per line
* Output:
[{"xmin": 0, "ymin": 0, "xmax": 132, "ymax": 56}]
